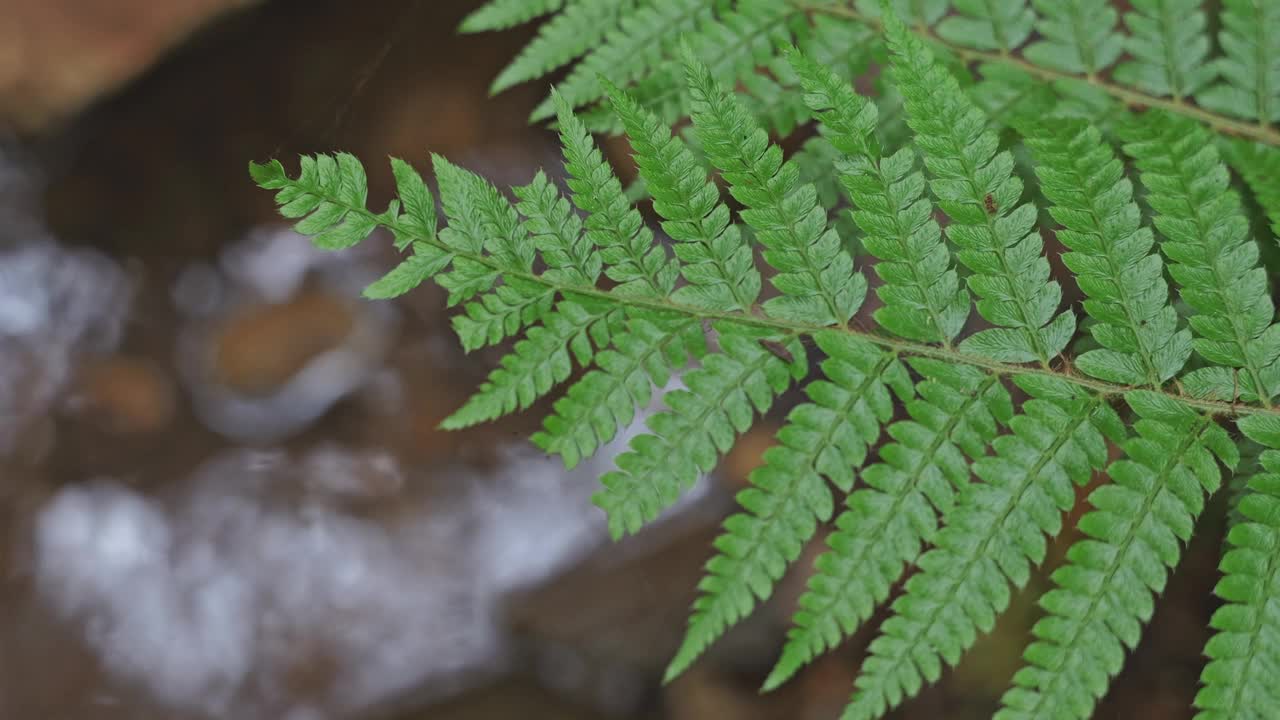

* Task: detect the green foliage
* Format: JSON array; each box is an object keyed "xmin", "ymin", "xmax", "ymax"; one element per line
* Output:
[
  {"xmin": 1114, "ymin": 0, "xmax": 1216, "ymax": 99},
  {"xmin": 1196, "ymin": 0, "xmax": 1280, "ymax": 123},
  {"xmin": 458, "ymin": 0, "xmax": 564, "ymax": 34},
  {"xmin": 252, "ymin": 2, "xmax": 1280, "ymax": 718},
  {"xmin": 1121, "ymin": 114, "xmax": 1280, "ymax": 403}
]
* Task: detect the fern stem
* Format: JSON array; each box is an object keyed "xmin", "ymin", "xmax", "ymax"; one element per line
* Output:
[
  {"xmin": 304, "ymin": 192, "xmax": 1280, "ymax": 421},
  {"xmin": 794, "ymin": 1, "xmax": 1280, "ymax": 148}
]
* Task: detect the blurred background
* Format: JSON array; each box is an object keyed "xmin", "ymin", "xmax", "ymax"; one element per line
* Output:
[{"xmin": 0, "ymin": 1, "xmax": 1228, "ymax": 718}]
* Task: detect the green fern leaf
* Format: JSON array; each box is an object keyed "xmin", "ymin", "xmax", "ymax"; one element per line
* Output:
[
  {"xmin": 842, "ymin": 377, "xmax": 1119, "ymax": 720},
  {"xmin": 1194, "ymin": 415, "xmax": 1280, "ymax": 720},
  {"xmin": 789, "ymin": 46, "xmax": 970, "ymax": 344},
  {"xmin": 996, "ymin": 391, "xmax": 1236, "ymax": 720},
  {"xmin": 935, "ymin": 0, "xmax": 1036, "ymax": 53},
  {"xmin": 594, "ymin": 322, "xmax": 805, "ymax": 539},
  {"xmin": 514, "ymin": 170, "xmax": 602, "ymax": 287},
  {"xmin": 250, "ymin": 153, "xmax": 387, "ymax": 250},
  {"xmin": 529, "ymin": 0, "xmax": 715, "ymax": 121},
  {"xmin": 612, "ymin": 0, "xmax": 801, "ymax": 129},
  {"xmin": 739, "ymin": 14, "xmax": 872, "ymax": 138},
  {"xmin": 1195, "ymin": 0, "xmax": 1280, "ymax": 123},
  {"xmin": 1024, "ymin": 0, "xmax": 1123, "ymax": 75},
  {"xmin": 884, "ymin": 10, "xmax": 1075, "ymax": 364},
  {"xmin": 1113, "ymin": 0, "xmax": 1216, "ymax": 99},
  {"xmin": 1022, "ymin": 118, "xmax": 1191, "ymax": 385},
  {"xmin": 765, "ymin": 361, "xmax": 1013, "ymax": 690},
  {"xmin": 534, "ymin": 313, "xmax": 706, "ymax": 467},
  {"xmin": 1222, "ymin": 140, "xmax": 1280, "ymax": 240},
  {"xmin": 683, "ymin": 49, "xmax": 865, "ymax": 326},
  {"xmin": 489, "ymin": 0, "xmax": 634, "ymax": 95},
  {"xmin": 666, "ymin": 333, "xmax": 912, "ymax": 681},
  {"xmin": 362, "ymin": 242, "xmax": 453, "ymax": 300},
  {"xmin": 441, "ymin": 295, "xmax": 618, "ymax": 430},
  {"xmin": 1121, "ymin": 113, "xmax": 1280, "ymax": 403},
  {"xmin": 458, "ymin": 0, "xmax": 564, "ymax": 33},
  {"xmin": 553, "ymin": 89, "xmax": 678, "ymax": 298},
  {"xmin": 605, "ymin": 78, "xmax": 761, "ymax": 312},
  {"xmin": 853, "ymin": 0, "xmax": 948, "ymax": 26}
]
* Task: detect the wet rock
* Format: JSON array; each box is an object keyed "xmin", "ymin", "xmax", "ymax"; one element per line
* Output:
[
  {"xmin": 174, "ymin": 228, "xmax": 399, "ymax": 443},
  {"xmin": 69, "ymin": 356, "xmax": 175, "ymax": 436}
]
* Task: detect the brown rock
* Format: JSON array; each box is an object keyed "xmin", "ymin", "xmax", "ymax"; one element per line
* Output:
[
  {"xmin": 72, "ymin": 355, "xmax": 175, "ymax": 435},
  {"xmin": 0, "ymin": 0, "xmax": 262, "ymax": 132},
  {"xmin": 211, "ymin": 289, "xmax": 355, "ymax": 396}
]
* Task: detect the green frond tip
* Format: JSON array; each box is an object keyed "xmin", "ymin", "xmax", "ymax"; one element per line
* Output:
[
  {"xmin": 882, "ymin": 7, "xmax": 1075, "ymax": 364},
  {"xmin": 593, "ymin": 322, "xmax": 805, "ymax": 539},
  {"xmin": 786, "ymin": 44, "xmax": 968, "ymax": 345},
  {"xmin": 682, "ymin": 48, "xmax": 865, "ymax": 327},
  {"xmin": 1194, "ymin": 419, "xmax": 1280, "ymax": 720},
  {"xmin": 765, "ymin": 361, "xmax": 1012, "ymax": 692},
  {"xmin": 665, "ymin": 333, "xmax": 911, "ymax": 683},
  {"xmin": 458, "ymin": 0, "xmax": 564, "ymax": 34},
  {"xmin": 250, "ymin": 153, "xmax": 384, "ymax": 251},
  {"xmin": 840, "ymin": 378, "xmax": 1117, "ymax": 720}
]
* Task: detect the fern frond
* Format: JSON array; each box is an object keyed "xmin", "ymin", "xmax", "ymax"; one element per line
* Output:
[
  {"xmin": 843, "ymin": 377, "xmax": 1120, "ymax": 720},
  {"xmin": 884, "ymin": 11, "xmax": 1075, "ymax": 364},
  {"xmin": 1120, "ymin": 113, "xmax": 1280, "ymax": 404},
  {"xmin": 613, "ymin": 0, "xmax": 802, "ymax": 131},
  {"xmin": 997, "ymin": 391, "xmax": 1237, "ymax": 720},
  {"xmin": 534, "ymin": 313, "xmax": 705, "ymax": 467},
  {"xmin": 789, "ymin": 46, "xmax": 969, "ymax": 345},
  {"xmin": 765, "ymin": 361, "xmax": 1013, "ymax": 690},
  {"xmin": 553, "ymin": 90, "xmax": 678, "ymax": 298},
  {"xmin": 605, "ymin": 77, "xmax": 761, "ymax": 313},
  {"xmin": 1196, "ymin": 0, "xmax": 1280, "ymax": 123},
  {"xmin": 594, "ymin": 323, "xmax": 805, "ymax": 538},
  {"xmin": 441, "ymin": 295, "xmax": 619, "ymax": 430},
  {"xmin": 514, "ymin": 169, "xmax": 602, "ymax": 288},
  {"xmin": 935, "ymin": 0, "xmax": 1035, "ymax": 53},
  {"xmin": 968, "ymin": 63, "xmax": 1059, "ymax": 130},
  {"xmin": 1223, "ymin": 140, "xmax": 1280, "ymax": 240},
  {"xmin": 250, "ymin": 154, "xmax": 449, "ymax": 300},
  {"xmin": 743, "ymin": 14, "xmax": 873, "ymax": 138},
  {"xmin": 683, "ymin": 50, "xmax": 865, "ymax": 326},
  {"xmin": 1024, "ymin": 0, "xmax": 1123, "ymax": 76},
  {"xmin": 666, "ymin": 333, "xmax": 912, "ymax": 681},
  {"xmin": 489, "ymin": 0, "xmax": 634, "ymax": 95},
  {"xmin": 1195, "ymin": 415, "xmax": 1280, "ymax": 720},
  {"xmin": 528, "ymin": 0, "xmax": 715, "ymax": 121},
  {"xmin": 1022, "ymin": 118, "xmax": 1191, "ymax": 386},
  {"xmin": 1113, "ymin": 0, "xmax": 1216, "ymax": 99},
  {"xmin": 853, "ymin": 0, "xmax": 948, "ymax": 27},
  {"xmin": 458, "ymin": 0, "xmax": 564, "ymax": 33}
]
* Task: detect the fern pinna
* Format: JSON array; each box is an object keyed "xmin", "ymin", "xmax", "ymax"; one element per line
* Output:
[{"xmin": 252, "ymin": 1, "xmax": 1280, "ymax": 718}]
